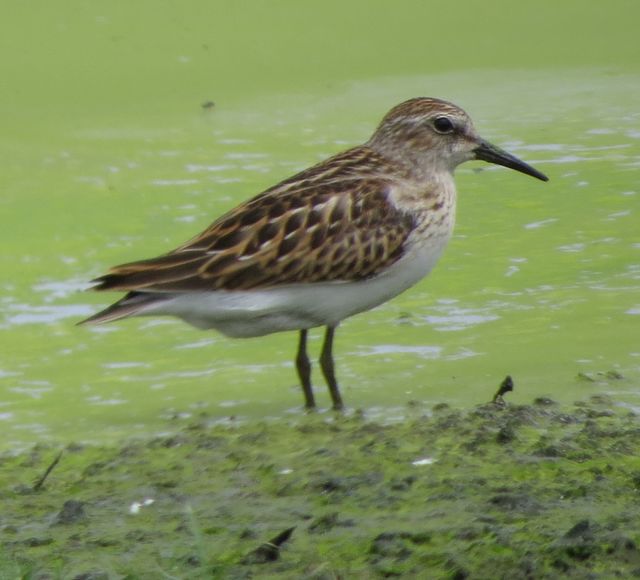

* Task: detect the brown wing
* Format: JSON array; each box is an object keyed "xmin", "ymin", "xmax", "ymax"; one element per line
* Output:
[{"xmin": 90, "ymin": 147, "xmax": 417, "ymax": 293}]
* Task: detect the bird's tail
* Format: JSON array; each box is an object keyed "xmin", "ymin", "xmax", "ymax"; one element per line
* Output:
[{"xmin": 78, "ymin": 292, "xmax": 167, "ymax": 325}]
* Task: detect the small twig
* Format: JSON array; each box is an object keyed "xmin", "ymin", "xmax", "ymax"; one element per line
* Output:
[
  {"xmin": 492, "ymin": 375, "xmax": 514, "ymax": 406},
  {"xmin": 33, "ymin": 450, "xmax": 63, "ymax": 491},
  {"xmin": 241, "ymin": 526, "xmax": 296, "ymax": 564}
]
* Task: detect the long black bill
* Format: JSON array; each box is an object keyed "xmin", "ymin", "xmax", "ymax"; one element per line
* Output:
[{"xmin": 475, "ymin": 139, "xmax": 548, "ymax": 182}]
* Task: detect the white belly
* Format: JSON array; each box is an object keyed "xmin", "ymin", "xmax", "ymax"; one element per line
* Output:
[{"xmin": 142, "ymin": 230, "xmax": 452, "ymax": 337}]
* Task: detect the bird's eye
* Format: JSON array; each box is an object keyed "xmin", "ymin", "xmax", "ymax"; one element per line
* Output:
[{"xmin": 433, "ymin": 116, "xmax": 455, "ymax": 134}]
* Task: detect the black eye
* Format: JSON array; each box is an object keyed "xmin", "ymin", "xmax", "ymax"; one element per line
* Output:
[{"xmin": 433, "ymin": 116, "xmax": 455, "ymax": 134}]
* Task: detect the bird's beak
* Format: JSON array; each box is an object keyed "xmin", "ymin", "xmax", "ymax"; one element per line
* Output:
[{"xmin": 474, "ymin": 139, "xmax": 548, "ymax": 182}]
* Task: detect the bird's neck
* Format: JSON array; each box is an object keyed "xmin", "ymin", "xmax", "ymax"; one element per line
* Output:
[{"xmin": 387, "ymin": 169, "xmax": 457, "ymax": 217}]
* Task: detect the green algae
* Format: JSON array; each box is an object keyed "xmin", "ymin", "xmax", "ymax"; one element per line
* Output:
[
  {"xmin": 2, "ymin": 1, "xmax": 640, "ymax": 446},
  {"xmin": 2, "ymin": 394, "xmax": 639, "ymax": 578}
]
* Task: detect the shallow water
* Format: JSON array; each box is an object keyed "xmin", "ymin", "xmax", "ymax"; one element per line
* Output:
[{"xmin": 1, "ymin": 3, "xmax": 639, "ymax": 449}]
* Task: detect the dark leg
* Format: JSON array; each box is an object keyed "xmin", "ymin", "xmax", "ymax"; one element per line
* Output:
[
  {"xmin": 319, "ymin": 325, "xmax": 344, "ymax": 411},
  {"xmin": 296, "ymin": 329, "xmax": 315, "ymax": 410}
]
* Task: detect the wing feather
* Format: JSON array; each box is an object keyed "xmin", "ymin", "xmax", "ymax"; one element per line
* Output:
[{"xmin": 91, "ymin": 147, "xmax": 418, "ymax": 293}]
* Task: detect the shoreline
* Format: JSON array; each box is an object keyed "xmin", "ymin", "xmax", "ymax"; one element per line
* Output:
[{"xmin": 2, "ymin": 392, "xmax": 639, "ymax": 578}]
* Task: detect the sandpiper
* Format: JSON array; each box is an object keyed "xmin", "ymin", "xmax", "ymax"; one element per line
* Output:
[{"xmin": 80, "ymin": 97, "xmax": 548, "ymax": 410}]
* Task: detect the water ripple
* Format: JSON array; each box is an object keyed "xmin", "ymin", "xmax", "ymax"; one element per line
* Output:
[{"xmin": 4, "ymin": 304, "xmax": 94, "ymax": 326}]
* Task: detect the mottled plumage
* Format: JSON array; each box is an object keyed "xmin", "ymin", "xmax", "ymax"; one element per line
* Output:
[
  {"xmin": 91, "ymin": 149, "xmax": 416, "ymax": 293},
  {"xmin": 81, "ymin": 97, "xmax": 548, "ymax": 410}
]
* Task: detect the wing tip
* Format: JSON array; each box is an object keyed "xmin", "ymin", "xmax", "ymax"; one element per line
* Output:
[
  {"xmin": 77, "ymin": 292, "xmax": 165, "ymax": 326},
  {"xmin": 77, "ymin": 303, "xmax": 132, "ymax": 326}
]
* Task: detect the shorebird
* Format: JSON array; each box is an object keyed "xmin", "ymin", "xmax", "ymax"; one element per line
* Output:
[{"xmin": 80, "ymin": 97, "xmax": 548, "ymax": 410}]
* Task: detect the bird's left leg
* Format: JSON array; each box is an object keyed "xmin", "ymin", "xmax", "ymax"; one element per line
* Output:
[{"xmin": 295, "ymin": 329, "xmax": 315, "ymax": 410}]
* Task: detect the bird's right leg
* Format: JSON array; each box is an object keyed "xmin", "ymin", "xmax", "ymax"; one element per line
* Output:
[{"xmin": 320, "ymin": 325, "xmax": 344, "ymax": 411}]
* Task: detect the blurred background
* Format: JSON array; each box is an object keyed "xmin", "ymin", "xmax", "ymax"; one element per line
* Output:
[{"xmin": 1, "ymin": 0, "xmax": 639, "ymax": 448}]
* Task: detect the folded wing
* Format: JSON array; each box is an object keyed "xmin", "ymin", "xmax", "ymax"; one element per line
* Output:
[{"xmin": 90, "ymin": 148, "xmax": 418, "ymax": 294}]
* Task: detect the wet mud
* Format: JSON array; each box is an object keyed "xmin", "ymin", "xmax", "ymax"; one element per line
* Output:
[{"xmin": 1, "ymin": 393, "xmax": 639, "ymax": 578}]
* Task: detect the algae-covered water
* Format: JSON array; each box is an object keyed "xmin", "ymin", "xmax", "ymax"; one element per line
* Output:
[{"xmin": 1, "ymin": 1, "xmax": 640, "ymax": 448}]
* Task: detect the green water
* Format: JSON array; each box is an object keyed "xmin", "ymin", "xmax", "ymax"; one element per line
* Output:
[{"xmin": 2, "ymin": 1, "xmax": 639, "ymax": 448}]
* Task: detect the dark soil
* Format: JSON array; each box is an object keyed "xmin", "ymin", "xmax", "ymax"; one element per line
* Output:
[{"xmin": 1, "ymin": 394, "xmax": 639, "ymax": 578}]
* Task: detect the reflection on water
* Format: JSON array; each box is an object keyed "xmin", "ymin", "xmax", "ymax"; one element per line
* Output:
[
  {"xmin": 85, "ymin": 396, "xmax": 128, "ymax": 406},
  {"xmin": 359, "ymin": 344, "xmax": 479, "ymax": 362},
  {"xmin": 9, "ymin": 384, "xmax": 53, "ymax": 399},
  {"xmin": 361, "ymin": 345, "xmax": 443, "ymax": 358},
  {"xmin": 5, "ymin": 304, "xmax": 94, "ymax": 326},
  {"xmin": 422, "ymin": 302, "xmax": 501, "ymax": 332},
  {"xmin": 174, "ymin": 338, "xmax": 217, "ymax": 350}
]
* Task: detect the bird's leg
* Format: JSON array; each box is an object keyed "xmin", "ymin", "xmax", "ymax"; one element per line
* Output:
[
  {"xmin": 319, "ymin": 325, "xmax": 344, "ymax": 411},
  {"xmin": 295, "ymin": 329, "xmax": 315, "ymax": 410}
]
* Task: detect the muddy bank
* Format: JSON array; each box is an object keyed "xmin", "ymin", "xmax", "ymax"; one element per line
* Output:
[{"xmin": 1, "ymin": 393, "xmax": 639, "ymax": 578}]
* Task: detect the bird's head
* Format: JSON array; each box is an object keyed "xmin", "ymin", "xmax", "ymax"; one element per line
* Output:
[{"xmin": 368, "ymin": 97, "xmax": 548, "ymax": 182}]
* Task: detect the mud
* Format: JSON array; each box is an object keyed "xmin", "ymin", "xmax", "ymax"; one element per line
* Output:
[{"xmin": 1, "ymin": 393, "xmax": 639, "ymax": 578}]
